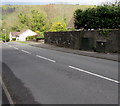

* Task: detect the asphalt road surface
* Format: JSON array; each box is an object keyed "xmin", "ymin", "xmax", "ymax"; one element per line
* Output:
[
  {"xmin": 1, "ymin": 42, "xmax": 119, "ymax": 104},
  {"xmin": 0, "ymin": 84, "xmax": 2, "ymax": 105}
]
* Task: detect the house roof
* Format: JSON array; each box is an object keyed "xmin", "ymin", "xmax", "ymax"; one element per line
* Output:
[
  {"xmin": 10, "ymin": 29, "xmax": 32, "ymax": 37},
  {"xmin": 11, "ymin": 32, "xmax": 21, "ymax": 37},
  {"xmin": 18, "ymin": 29, "xmax": 38, "ymax": 37},
  {"xmin": 20, "ymin": 29, "xmax": 28, "ymax": 33}
]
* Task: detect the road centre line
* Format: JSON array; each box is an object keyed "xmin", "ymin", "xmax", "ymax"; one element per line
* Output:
[
  {"xmin": 36, "ymin": 55, "xmax": 56, "ymax": 63},
  {"xmin": 21, "ymin": 50, "xmax": 31, "ymax": 54},
  {"xmin": 9, "ymin": 45, "xmax": 12, "ymax": 47},
  {"xmin": 13, "ymin": 47, "xmax": 19, "ymax": 50},
  {"xmin": 69, "ymin": 65, "xmax": 119, "ymax": 84},
  {"xmin": 5, "ymin": 43, "xmax": 119, "ymax": 84}
]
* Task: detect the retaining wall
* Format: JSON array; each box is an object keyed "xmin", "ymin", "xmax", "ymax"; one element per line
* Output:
[{"xmin": 44, "ymin": 30, "xmax": 120, "ymax": 53}]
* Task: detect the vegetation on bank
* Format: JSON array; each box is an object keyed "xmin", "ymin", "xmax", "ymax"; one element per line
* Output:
[
  {"xmin": 1, "ymin": 3, "xmax": 119, "ymax": 42},
  {"xmin": 16, "ymin": 41, "xmax": 28, "ymax": 44},
  {"xmin": 1, "ymin": 4, "xmax": 95, "ymax": 36}
]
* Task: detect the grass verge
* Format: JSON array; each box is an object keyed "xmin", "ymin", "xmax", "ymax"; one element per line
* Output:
[{"xmin": 16, "ymin": 41, "xmax": 28, "ymax": 44}]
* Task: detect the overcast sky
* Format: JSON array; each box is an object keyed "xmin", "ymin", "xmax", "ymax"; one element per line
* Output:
[{"xmin": 1, "ymin": 0, "xmax": 117, "ymax": 5}]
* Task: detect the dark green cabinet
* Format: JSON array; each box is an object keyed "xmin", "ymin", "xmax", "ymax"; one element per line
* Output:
[{"xmin": 81, "ymin": 37, "xmax": 94, "ymax": 51}]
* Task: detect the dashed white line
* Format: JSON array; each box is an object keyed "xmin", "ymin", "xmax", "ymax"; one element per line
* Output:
[
  {"xmin": 36, "ymin": 55, "xmax": 56, "ymax": 63},
  {"xmin": 9, "ymin": 45, "xmax": 12, "ymax": 47},
  {"xmin": 21, "ymin": 50, "xmax": 31, "ymax": 54},
  {"xmin": 13, "ymin": 47, "xmax": 19, "ymax": 50},
  {"xmin": 69, "ymin": 65, "xmax": 119, "ymax": 84}
]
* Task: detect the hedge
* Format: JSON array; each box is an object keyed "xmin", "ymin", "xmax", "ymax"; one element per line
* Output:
[
  {"xmin": 74, "ymin": 5, "xmax": 120, "ymax": 29},
  {"xmin": 12, "ymin": 38, "xmax": 16, "ymax": 41}
]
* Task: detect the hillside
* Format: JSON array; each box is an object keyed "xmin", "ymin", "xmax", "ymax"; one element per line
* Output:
[{"xmin": 1, "ymin": 4, "xmax": 95, "ymax": 33}]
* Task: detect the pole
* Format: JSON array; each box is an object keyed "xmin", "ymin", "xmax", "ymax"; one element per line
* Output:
[
  {"xmin": 0, "ymin": 31, "xmax": 2, "ymax": 41},
  {"xmin": 5, "ymin": 30, "xmax": 6, "ymax": 42},
  {"xmin": 3, "ymin": 29, "xmax": 6, "ymax": 42}
]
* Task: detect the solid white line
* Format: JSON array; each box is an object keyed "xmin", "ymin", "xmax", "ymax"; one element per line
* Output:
[
  {"xmin": 36, "ymin": 55, "xmax": 56, "ymax": 63},
  {"xmin": 13, "ymin": 47, "xmax": 19, "ymax": 50},
  {"xmin": 21, "ymin": 50, "xmax": 31, "ymax": 54},
  {"xmin": 69, "ymin": 65, "xmax": 119, "ymax": 84},
  {"xmin": 0, "ymin": 76, "xmax": 14, "ymax": 105}
]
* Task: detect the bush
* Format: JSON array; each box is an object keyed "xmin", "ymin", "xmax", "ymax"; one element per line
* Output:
[
  {"xmin": 26, "ymin": 36, "xmax": 36, "ymax": 40},
  {"xmin": 3, "ymin": 38, "xmax": 10, "ymax": 42},
  {"xmin": 6, "ymin": 38, "xmax": 10, "ymax": 42},
  {"xmin": 12, "ymin": 38, "xmax": 16, "ymax": 41},
  {"xmin": 35, "ymin": 31, "xmax": 44, "ymax": 36},
  {"xmin": 2, "ymin": 34, "xmax": 10, "ymax": 42},
  {"xmin": 36, "ymin": 35, "xmax": 44, "ymax": 40},
  {"xmin": 49, "ymin": 22, "xmax": 68, "ymax": 32},
  {"xmin": 74, "ymin": 5, "xmax": 120, "ymax": 29}
]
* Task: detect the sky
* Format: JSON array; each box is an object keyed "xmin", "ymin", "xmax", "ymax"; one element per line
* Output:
[{"xmin": 1, "ymin": 0, "xmax": 117, "ymax": 5}]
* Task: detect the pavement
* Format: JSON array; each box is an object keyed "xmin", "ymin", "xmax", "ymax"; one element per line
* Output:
[
  {"xmin": 28, "ymin": 41, "xmax": 119, "ymax": 62},
  {"xmin": 1, "ymin": 42, "xmax": 119, "ymax": 104}
]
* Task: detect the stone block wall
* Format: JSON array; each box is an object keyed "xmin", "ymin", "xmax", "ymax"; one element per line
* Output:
[{"xmin": 44, "ymin": 30, "xmax": 120, "ymax": 53}]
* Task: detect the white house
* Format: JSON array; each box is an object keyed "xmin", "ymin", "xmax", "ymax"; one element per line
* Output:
[
  {"xmin": 9, "ymin": 32, "xmax": 20, "ymax": 41},
  {"xmin": 9, "ymin": 29, "xmax": 38, "ymax": 41},
  {"xmin": 18, "ymin": 29, "xmax": 37, "ymax": 41}
]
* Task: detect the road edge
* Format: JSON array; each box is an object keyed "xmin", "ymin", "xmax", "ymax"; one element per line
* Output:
[
  {"xmin": 30, "ymin": 44, "xmax": 119, "ymax": 62},
  {"xmin": 0, "ymin": 75, "xmax": 14, "ymax": 105}
]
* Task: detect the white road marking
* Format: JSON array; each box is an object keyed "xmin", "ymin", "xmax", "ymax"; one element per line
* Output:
[
  {"xmin": 69, "ymin": 65, "xmax": 119, "ymax": 84},
  {"xmin": 36, "ymin": 55, "xmax": 56, "ymax": 63},
  {"xmin": 13, "ymin": 47, "xmax": 19, "ymax": 50},
  {"xmin": 9, "ymin": 45, "xmax": 12, "ymax": 47},
  {"xmin": 0, "ymin": 75, "xmax": 14, "ymax": 104},
  {"xmin": 21, "ymin": 50, "xmax": 31, "ymax": 54}
]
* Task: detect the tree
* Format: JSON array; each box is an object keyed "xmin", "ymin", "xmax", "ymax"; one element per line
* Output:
[
  {"xmin": 11, "ymin": 24, "xmax": 28, "ymax": 32},
  {"xmin": 30, "ymin": 10, "xmax": 48, "ymax": 32},
  {"xmin": 18, "ymin": 13, "xmax": 29, "ymax": 25},
  {"xmin": 74, "ymin": 9, "xmax": 84, "ymax": 29},
  {"xmin": 18, "ymin": 10, "xmax": 48, "ymax": 33}
]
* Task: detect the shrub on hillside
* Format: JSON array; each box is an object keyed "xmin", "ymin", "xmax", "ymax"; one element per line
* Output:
[{"xmin": 49, "ymin": 22, "xmax": 68, "ymax": 32}]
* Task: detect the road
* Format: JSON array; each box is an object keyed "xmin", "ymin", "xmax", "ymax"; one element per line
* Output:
[{"xmin": 1, "ymin": 42, "xmax": 119, "ymax": 104}]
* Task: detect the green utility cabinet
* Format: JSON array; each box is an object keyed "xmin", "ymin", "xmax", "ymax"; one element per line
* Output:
[{"xmin": 81, "ymin": 37, "xmax": 94, "ymax": 51}]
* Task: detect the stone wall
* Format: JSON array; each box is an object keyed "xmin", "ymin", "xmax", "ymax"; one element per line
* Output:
[{"xmin": 44, "ymin": 30, "xmax": 120, "ymax": 53}]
